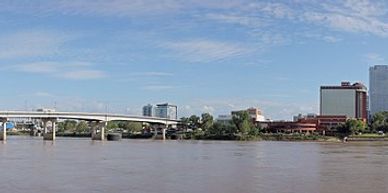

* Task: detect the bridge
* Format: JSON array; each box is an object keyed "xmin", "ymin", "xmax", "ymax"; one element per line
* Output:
[{"xmin": 0, "ymin": 111, "xmax": 179, "ymax": 141}]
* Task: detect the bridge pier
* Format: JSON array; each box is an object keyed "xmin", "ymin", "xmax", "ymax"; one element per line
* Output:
[
  {"xmin": 0, "ymin": 118, "xmax": 8, "ymax": 141},
  {"xmin": 91, "ymin": 121, "xmax": 106, "ymax": 140},
  {"xmin": 152, "ymin": 124, "xmax": 167, "ymax": 140},
  {"xmin": 43, "ymin": 119, "xmax": 57, "ymax": 141},
  {"xmin": 43, "ymin": 120, "xmax": 48, "ymax": 134}
]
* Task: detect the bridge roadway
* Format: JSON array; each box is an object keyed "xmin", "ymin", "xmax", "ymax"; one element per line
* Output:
[{"xmin": 0, "ymin": 111, "xmax": 179, "ymax": 141}]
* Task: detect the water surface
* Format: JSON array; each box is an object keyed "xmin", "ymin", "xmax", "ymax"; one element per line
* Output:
[{"xmin": 1, "ymin": 137, "xmax": 388, "ymax": 193}]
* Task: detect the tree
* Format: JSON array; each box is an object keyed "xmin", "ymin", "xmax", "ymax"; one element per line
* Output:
[
  {"xmin": 201, "ymin": 113, "xmax": 214, "ymax": 131},
  {"xmin": 76, "ymin": 121, "xmax": 89, "ymax": 133},
  {"xmin": 207, "ymin": 121, "xmax": 237, "ymax": 136},
  {"xmin": 57, "ymin": 122, "xmax": 65, "ymax": 133},
  {"xmin": 62, "ymin": 120, "xmax": 77, "ymax": 132},
  {"xmin": 107, "ymin": 121, "xmax": 119, "ymax": 130},
  {"xmin": 232, "ymin": 111, "xmax": 253, "ymax": 134},
  {"xmin": 180, "ymin": 117, "xmax": 189, "ymax": 130},
  {"xmin": 337, "ymin": 119, "xmax": 366, "ymax": 135},
  {"xmin": 248, "ymin": 125, "xmax": 262, "ymax": 136},
  {"xmin": 188, "ymin": 115, "xmax": 201, "ymax": 129},
  {"xmin": 370, "ymin": 112, "xmax": 388, "ymax": 132},
  {"xmin": 125, "ymin": 122, "xmax": 143, "ymax": 133}
]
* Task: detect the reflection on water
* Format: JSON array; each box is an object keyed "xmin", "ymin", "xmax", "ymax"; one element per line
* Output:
[{"xmin": 1, "ymin": 136, "xmax": 388, "ymax": 193}]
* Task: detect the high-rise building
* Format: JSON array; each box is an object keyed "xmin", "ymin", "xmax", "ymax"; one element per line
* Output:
[
  {"xmin": 142, "ymin": 104, "xmax": 154, "ymax": 117},
  {"xmin": 320, "ymin": 82, "xmax": 367, "ymax": 120},
  {"xmin": 154, "ymin": 103, "xmax": 178, "ymax": 120},
  {"xmin": 370, "ymin": 65, "xmax": 388, "ymax": 115}
]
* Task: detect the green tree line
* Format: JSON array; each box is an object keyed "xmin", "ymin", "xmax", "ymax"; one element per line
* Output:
[
  {"xmin": 57, "ymin": 120, "xmax": 143, "ymax": 134},
  {"xmin": 180, "ymin": 111, "xmax": 262, "ymax": 140}
]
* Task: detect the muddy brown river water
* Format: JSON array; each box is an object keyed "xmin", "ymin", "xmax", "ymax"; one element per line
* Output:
[{"xmin": 0, "ymin": 137, "xmax": 387, "ymax": 193}]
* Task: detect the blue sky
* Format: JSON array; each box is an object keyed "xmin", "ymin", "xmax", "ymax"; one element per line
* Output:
[{"xmin": 0, "ymin": 0, "xmax": 386, "ymax": 120}]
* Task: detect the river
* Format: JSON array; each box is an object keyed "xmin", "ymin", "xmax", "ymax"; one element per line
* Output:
[{"xmin": 1, "ymin": 136, "xmax": 388, "ymax": 193}]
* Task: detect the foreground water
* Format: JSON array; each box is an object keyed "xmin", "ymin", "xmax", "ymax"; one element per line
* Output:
[{"xmin": 1, "ymin": 136, "xmax": 388, "ymax": 193}]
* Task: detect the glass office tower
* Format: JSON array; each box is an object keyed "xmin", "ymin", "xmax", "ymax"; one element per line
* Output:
[{"xmin": 370, "ymin": 65, "xmax": 388, "ymax": 115}]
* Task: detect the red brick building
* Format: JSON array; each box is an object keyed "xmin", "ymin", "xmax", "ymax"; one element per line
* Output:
[{"xmin": 265, "ymin": 121, "xmax": 317, "ymax": 133}]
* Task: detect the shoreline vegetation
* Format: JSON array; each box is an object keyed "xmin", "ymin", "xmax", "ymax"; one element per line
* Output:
[
  {"xmin": 10, "ymin": 111, "xmax": 388, "ymax": 142},
  {"xmin": 8, "ymin": 131, "xmax": 342, "ymax": 142},
  {"xmin": 8, "ymin": 131, "xmax": 388, "ymax": 142}
]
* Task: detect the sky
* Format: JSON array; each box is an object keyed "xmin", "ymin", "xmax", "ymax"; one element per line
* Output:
[{"xmin": 0, "ymin": 0, "xmax": 387, "ymax": 120}]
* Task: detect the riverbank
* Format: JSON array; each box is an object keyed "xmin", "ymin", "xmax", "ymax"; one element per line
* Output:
[
  {"xmin": 12, "ymin": 131, "xmax": 388, "ymax": 142},
  {"xmin": 347, "ymin": 134, "xmax": 388, "ymax": 141},
  {"xmin": 184, "ymin": 133, "xmax": 341, "ymax": 142}
]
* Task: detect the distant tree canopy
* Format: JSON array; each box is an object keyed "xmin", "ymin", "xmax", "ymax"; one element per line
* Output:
[
  {"xmin": 232, "ymin": 111, "xmax": 254, "ymax": 134},
  {"xmin": 125, "ymin": 122, "xmax": 143, "ymax": 133},
  {"xmin": 201, "ymin": 113, "xmax": 214, "ymax": 131},
  {"xmin": 108, "ymin": 121, "xmax": 143, "ymax": 133},
  {"xmin": 370, "ymin": 112, "xmax": 388, "ymax": 132},
  {"xmin": 188, "ymin": 115, "xmax": 201, "ymax": 129},
  {"xmin": 57, "ymin": 120, "xmax": 78, "ymax": 132},
  {"xmin": 337, "ymin": 119, "xmax": 366, "ymax": 135},
  {"xmin": 76, "ymin": 121, "xmax": 89, "ymax": 133},
  {"xmin": 57, "ymin": 120, "xmax": 89, "ymax": 133}
]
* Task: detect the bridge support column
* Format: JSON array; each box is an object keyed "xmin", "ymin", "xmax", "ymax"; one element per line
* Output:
[
  {"xmin": 52, "ymin": 121, "xmax": 56, "ymax": 141},
  {"xmin": 100, "ymin": 121, "xmax": 106, "ymax": 141},
  {"xmin": 162, "ymin": 127, "xmax": 166, "ymax": 140},
  {"xmin": 0, "ymin": 118, "xmax": 8, "ymax": 141},
  {"xmin": 43, "ymin": 119, "xmax": 57, "ymax": 141},
  {"xmin": 43, "ymin": 120, "xmax": 48, "ymax": 134},
  {"xmin": 153, "ymin": 125, "xmax": 158, "ymax": 137},
  {"xmin": 91, "ymin": 121, "xmax": 97, "ymax": 140},
  {"xmin": 92, "ymin": 121, "xmax": 106, "ymax": 140}
]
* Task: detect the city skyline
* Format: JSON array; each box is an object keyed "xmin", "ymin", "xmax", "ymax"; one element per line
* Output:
[{"xmin": 0, "ymin": 1, "xmax": 386, "ymax": 120}]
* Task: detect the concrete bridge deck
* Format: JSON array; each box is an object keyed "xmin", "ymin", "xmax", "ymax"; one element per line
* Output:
[{"xmin": 0, "ymin": 111, "xmax": 179, "ymax": 141}]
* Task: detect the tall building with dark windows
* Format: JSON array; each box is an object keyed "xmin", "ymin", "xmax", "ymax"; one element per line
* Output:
[
  {"xmin": 142, "ymin": 103, "xmax": 178, "ymax": 120},
  {"xmin": 142, "ymin": 104, "xmax": 154, "ymax": 117},
  {"xmin": 154, "ymin": 103, "xmax": 178, "ymax": 120},
  {"xmin": 320, "ymin": 82, "xmax": 368, "ymax": 120},
  {"xmin": 370, "ymin": 65, "xmax": 388, "ymax": 115}
]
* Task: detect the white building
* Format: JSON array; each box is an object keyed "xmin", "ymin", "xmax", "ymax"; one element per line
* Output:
[
  {"xmin": 142, "ymin": 104, "xmax": 154, "ymax": 117},
  {"xmin": 320, "ymin": 82, "xmax": 367, "ymax": 120},
  {"xmin": 370, "ymin": 65, "xmax": 388, "ymax": 115},
  {"xmin": 154, "ymin": 103, "xmax": 177, "ymax": 120},
  {"xmin": 143, "ymin": 103, "xmax": 177, "ymax": 120},
  {"xmin": 230, "ymin": 107, "xmax": 266, "ymax": 122}
]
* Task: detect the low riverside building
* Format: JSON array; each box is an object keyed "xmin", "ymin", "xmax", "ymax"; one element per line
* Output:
[
  {"xmin": 266, "ymin": 121, "xmax": 317, "ymax": 133},
  {"xmin": 263, "ymin": 114, "xmax": 349, "ymax": 135},
  {"xmin": 295, "ymin": 114, "xmax": 348, "ymax": 135}
]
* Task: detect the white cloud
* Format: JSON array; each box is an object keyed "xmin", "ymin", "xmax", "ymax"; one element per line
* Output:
[
  {"xmin": 301, "ymin": 1, "xmax": 388, "ymax": 37},
  {"xmin": 0, "ymin": 0, "xmax": 183, "ymax": 17},
  {"xmin": 10, "ymin": 61, "xmax": 106, "ymax": 80},
  {"xmin": 303, "ymin": 12, "xmax": 388, "ymax": 37},
  {"xmin": 0, "ymin": 30, "xmax": 70, "ymax": 59},
  {"xmin": 142, "ymin": 85, "xmax": 175, "ymax": 91},
  {"xmin": 322, "ymin": 36, "xmax": 342, "ymax": 43},
  {"xmin": 61, "ymin": 70, "xmax": 106, "ymax": 80},
  {"xmin": 128, "ymin": 72, "xmax": 174, "ymax": 77},
  {"xmin": 246, "ymin": 2, "xmax": 294, "ymax": 19},
  {"xmin": 343, "ymin": 0, "xmax": 387, "ymax": 17},
  {"xmin": 163, "ymin": 39, "xmax": 250, "ymax": 63},
  {"xmin": 205, "ymin": 13, "xmax": 264, "ymax": 28},
  {"xmin": 365, "ymin": 53, "xmax": 385, "ymax": 65}
]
